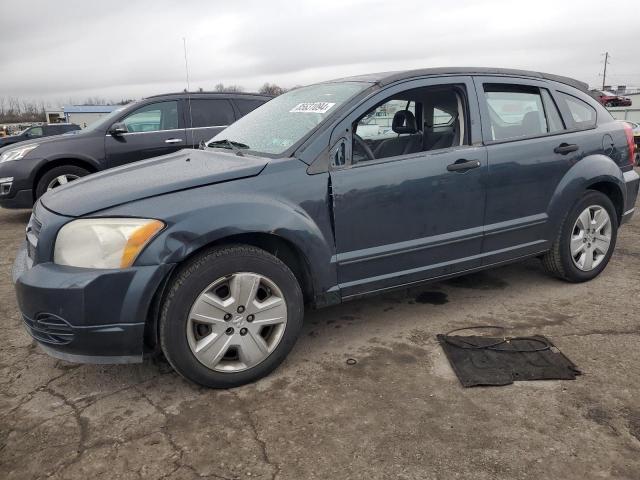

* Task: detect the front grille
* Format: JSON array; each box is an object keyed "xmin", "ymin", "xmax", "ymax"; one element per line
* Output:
[{"xmin": 22, "ymin": 313, "xmax": 74, "ymax": 345}]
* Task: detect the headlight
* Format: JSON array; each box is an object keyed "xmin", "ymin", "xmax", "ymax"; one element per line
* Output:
[
  {"xmin": 0, "ymin": 144, "xmax": 39, "ymax": 163},
  {"xmin": 54, "ymin": 218, "xmax": 165, "ymax": 269}
]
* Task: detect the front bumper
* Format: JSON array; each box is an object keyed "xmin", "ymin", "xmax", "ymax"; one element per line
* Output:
[
  {"xmin": 12, "ymin": 242, "xmax": 173, "ymax": 363},
  {"xmin": 0, "ymin": 157, "xmax": 42, "ymax": 209}
]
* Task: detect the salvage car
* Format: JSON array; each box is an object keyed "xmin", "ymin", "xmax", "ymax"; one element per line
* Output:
[
  {"xmin": 591, "ymin": 90, "xmax": 632, "ymax": 108},
  {"xmin": 13, "ymin": 67, "xmax": 639, "ymax": 388},
  {"xmin": 0, "ymin": 92, "xmax": 271, "ymax": 208}
]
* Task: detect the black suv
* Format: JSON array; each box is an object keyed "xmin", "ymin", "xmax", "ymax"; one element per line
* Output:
[
  {"xmin": 0, "ymin": 123, "xmax": 81, "ymax": 149},
  {"xmin": 0, "ymin": 92, "xmax": 271, "ymax": 208}
]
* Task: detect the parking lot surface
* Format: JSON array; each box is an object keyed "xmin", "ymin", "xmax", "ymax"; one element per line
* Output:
[{"xmin": 1, "ymin": 189, "xmax": 639, "ymax": 480}]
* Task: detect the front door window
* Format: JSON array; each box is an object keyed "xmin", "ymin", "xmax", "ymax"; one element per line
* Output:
[{"xmin": 122, "ymin": 101, "xmax": 179, "ymax": 133}]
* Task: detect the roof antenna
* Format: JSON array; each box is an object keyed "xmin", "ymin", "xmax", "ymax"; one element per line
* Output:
[{"xmin": 183, "ymin": 37, "xmax": 195, "ymax": 148}]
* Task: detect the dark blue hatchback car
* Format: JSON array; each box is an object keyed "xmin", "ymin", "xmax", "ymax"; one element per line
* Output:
[{"xmin": 13, "ymin": 67, "xmax": 639, "ymax": 388}]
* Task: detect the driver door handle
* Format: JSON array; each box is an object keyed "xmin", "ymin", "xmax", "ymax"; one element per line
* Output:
[
  {"xmin": 446, "ymin": 159, "xmax": 481, "ymax": 172},
  {"xmin": 165, "ymin": 138, "xmax": 183, "ymax": 144},
  {"xmin": 553, "ymin": 143, "xmax": 579, "ymax": 155}
]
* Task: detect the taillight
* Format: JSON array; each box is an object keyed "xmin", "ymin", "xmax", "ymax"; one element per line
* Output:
[{"xmin": 623, "ymin": 122, "xmax": 636, "ymax": 166}]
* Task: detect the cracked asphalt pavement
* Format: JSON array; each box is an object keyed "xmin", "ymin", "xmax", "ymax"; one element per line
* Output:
[{"xmin": 1, "ymin": 188, "xmax": 639, "ymax": 480}]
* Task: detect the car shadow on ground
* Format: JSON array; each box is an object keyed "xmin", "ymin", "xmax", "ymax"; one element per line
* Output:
[{"xmin": 1, "ymin": 209, "xmax": 31, "ymax": 225}]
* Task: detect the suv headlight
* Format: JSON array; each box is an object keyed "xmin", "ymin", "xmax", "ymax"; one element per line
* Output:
[
  {"xmin": 0, "ymin": 144, "xmax": 39, "ymax": 163},
  {"xmin": 54, "ymin": 218, "xmax": 165, "ymax": 269}
]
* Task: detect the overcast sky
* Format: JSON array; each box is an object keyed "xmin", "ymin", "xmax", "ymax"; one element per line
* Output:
[{"xmin": 0, "ymin": 0, "xmax": 637, "ymax": 105}]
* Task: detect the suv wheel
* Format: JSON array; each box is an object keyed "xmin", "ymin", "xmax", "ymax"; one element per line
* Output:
[
  {"xmin": 542, "ymin": 191, "xmax": 618, "ymax": 282},
  {"xmin": 36, "ymin": 165, "xmax": 90, "ymax": 198},
  {"xmin": 159, "ymin": 245, "xmax": 304, "ymax": 388}
]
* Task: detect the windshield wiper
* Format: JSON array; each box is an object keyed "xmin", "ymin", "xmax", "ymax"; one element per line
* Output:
[{"xmin": 207, "ymin": 139, "xmax": 250, "ymax": 156}]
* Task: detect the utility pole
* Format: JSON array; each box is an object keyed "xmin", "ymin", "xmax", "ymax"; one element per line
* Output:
[{"xmin": 602, "ymin": 52, "xmax": 610, "ymax": 91}]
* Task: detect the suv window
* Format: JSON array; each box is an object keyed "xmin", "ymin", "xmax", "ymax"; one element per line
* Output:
[
  {"xmin": 187, "ymin": 99, "xmax": 235, "ymax": 128},
  {"xmin": 235, "ymin": 99, "xmax": 267, "ymax": 117},
  {"xmin": 122, "ymin": 101, "xmax": 179, "ymax": 133},
  {"xmin": 352, "ymin": 85, "xmax": 467, "ymax": 163},
  {"xmin": 558, "ymin": 92, "xmax": 597, "ymax": 129},
  {"xmin": 483, "ymin": 84, "xmax": 565, "ymax": 141},
  {"xmin": 26, "ymin": 127, "xmax": 43, "ymax": 137}
]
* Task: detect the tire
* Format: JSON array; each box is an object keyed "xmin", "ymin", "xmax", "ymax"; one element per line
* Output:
[
  {"xmin": 35, "ymin": 165, "xmax": 90, "ymax": 198},
  {"xmin": 541, "ymin": 191, "xmax": 618, "ymax": 282},
  {"xmin": 159, "ymin": 245, "xmax": 304, "ymax": 388}
]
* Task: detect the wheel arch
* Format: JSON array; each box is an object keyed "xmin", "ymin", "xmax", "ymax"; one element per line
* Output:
[
  {"xmin": 33, "ymin": 157, "xmax": 99, "ymax": 199},
  {"xmin": 585, "ymin": 180, "xmax": 624, "ymax": 224},
  {"xmin": 547, "ymin": 154, "xmax": 627, "ymax": 233},
  {"xmin": 143, "ymin": 231, "xmax": 316, "ymax": 351}
]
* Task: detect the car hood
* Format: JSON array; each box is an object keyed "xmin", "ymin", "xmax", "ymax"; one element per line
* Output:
[
  {"xmin": 41, "ymin": 149, "xmax": 269, "ymax": 217},
  {"xmin": 0, "ymin": 130, "xmax": 90, "ymax": 153}
]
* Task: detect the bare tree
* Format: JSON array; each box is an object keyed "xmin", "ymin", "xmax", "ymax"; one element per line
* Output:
[
  {"xmin": 214, "ymin": 83, "xmax": 244, "ymax": 93},
  {"xmin": 259, "ymin": 83, "xmax": 286, "ymax": 96}
]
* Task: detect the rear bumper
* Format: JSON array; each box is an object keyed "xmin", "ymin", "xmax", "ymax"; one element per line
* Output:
[
  {"xmin": 13, "ymin": 243, "xmax": 173, "ymax": 363},
  {"xmin": 622, "ymin": 169, "xmax": 639, "ymax": 225}
]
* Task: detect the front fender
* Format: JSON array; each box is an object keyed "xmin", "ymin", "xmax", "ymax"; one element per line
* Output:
[
  {"xmin": 547, "ymin": 154, "xmax": 626, "ymax": 233},
  {"xmin": 106, "ymin": 167, "xmax": 337, "ymax": 300}
]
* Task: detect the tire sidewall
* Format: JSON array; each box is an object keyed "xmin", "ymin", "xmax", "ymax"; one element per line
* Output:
[
  {"xmin": 160, "ymin": 247, "xmax": 304, "ymax": 388},
  {"xmin": 558, "ymin": 191, "xmax": 618, "ymax": 281},
  {"xmin": 36, "ymin": 165, "xmax": 90, "ymax": 198}
]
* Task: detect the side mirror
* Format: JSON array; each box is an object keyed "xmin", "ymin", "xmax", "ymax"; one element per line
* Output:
[{"xmin": 109, "ymin": 122, "xmax": 128, "ymax": 136}]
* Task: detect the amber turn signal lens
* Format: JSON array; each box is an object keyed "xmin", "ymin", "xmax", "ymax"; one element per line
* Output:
[{"xmin": 120, "ymin": 220, "xmax": 165, "ymax": 268}]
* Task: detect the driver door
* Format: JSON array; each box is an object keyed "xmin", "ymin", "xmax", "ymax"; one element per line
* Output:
[
  {"xmin": 105, "ymin": 100, "xmax": 186, "ymax": 168},
  {"xmin": 329, "ymin": 76, "xmax": 488, "ymax": 298}
]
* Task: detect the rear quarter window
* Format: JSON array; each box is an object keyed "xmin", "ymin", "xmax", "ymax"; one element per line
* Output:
[
  {"xmin": 188, "ymin": 99, "xmax": 235, "ymax": 128},
  {"xmin": 557, "ymin": 92, "xmax": 597, "ymax": 129},
  {"xmin": 234, "ymin": 99, "xmax": 268, "ymax": 117}
]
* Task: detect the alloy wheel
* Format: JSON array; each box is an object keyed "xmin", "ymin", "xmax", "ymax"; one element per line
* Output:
[
  {"xmin": 570, "ymin": 205, "xmax": 612, "ymax": 271},
  {"xmin": 186, "ymin": 272, "xmax": 288, "ymax": 372},
  {"xmin": 47, "ymin": 174, "xmax": 80, "ymax": 191}
]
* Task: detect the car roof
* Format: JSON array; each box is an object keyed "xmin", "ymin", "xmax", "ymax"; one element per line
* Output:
[
  {"xmin": 144, "ymin": 91, "xmax": 273, "ymax": 101},
  {"xmin": 328, "ymin": 67, "xmax": 589, "ymax": 92}
]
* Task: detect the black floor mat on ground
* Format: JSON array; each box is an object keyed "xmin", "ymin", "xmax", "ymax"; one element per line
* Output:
[{"xmin": 436, "ymin": 334, "xmax": 581, "ymax": 387}]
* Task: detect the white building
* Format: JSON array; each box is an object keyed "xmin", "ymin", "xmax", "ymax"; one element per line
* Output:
[{"xmin": 62, "ymin": 105, "xmax": 120, "ymax": 128}]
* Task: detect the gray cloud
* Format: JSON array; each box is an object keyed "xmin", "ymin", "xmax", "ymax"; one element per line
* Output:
[{"xmin": 0, "ymin": 0, "xmax": 636, "ymax": 104}]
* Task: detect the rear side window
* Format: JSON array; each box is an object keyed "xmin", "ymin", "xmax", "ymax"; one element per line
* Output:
[
  {"xmin": 234, "ymin": 99, "xmax": 267, "ymax": 117},
  {"xmin": 187, "ymin": 99, "xmax": 235, "ymax": 128},
  {"xmin": 558, "ymin": 92, "xmax": 597, "ymax": 129},
  {"xmin": 483, "ymin": 85, "xmax": 555, "ymax": 141}
]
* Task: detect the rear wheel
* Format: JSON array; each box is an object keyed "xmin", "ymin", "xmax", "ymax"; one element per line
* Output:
[
  {"xmin": 35, "ymin": 165, "xmax": 90, "ymax": 198},
  {"xmin": 159, "ymin": 245, "xmax": 304, "ymax": 388},
  {"xmin": 541, "ymin": 191, "xmax": 618, "ymax": 282}
]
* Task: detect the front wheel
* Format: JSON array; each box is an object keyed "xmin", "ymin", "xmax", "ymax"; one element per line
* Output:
[
  {"xmin": 35, "ymin": 165, "xmax": 90, "ymax": 198},
  {"xmin": 159, "ymin": 245, "xmax": 304, "ymax": 388},
  {"xmin": 541, "ymin": 191, "xmax": 618, "ymax": 282}
]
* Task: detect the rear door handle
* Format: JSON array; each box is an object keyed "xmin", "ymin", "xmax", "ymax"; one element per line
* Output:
[
  {"xmin": 165, "ymin": 138, "xmax": 183, "ymax": 144},
  {"xmin": 554, "ymin": 143, "xmax": 579, "ymax": 155},
  {"xmin": 446, "ymin": 159, "xmax": 481, "ymax": 172}
]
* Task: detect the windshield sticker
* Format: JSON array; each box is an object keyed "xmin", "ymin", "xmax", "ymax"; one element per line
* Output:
[{"xmin": 289, "ymin": 102, "xmax": 336, "ymax": 114}]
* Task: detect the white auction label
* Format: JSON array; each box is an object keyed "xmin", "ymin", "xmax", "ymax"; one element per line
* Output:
[{"xmin": 289, "ymin": 102, "xmax": 336, "ymax": 114}]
